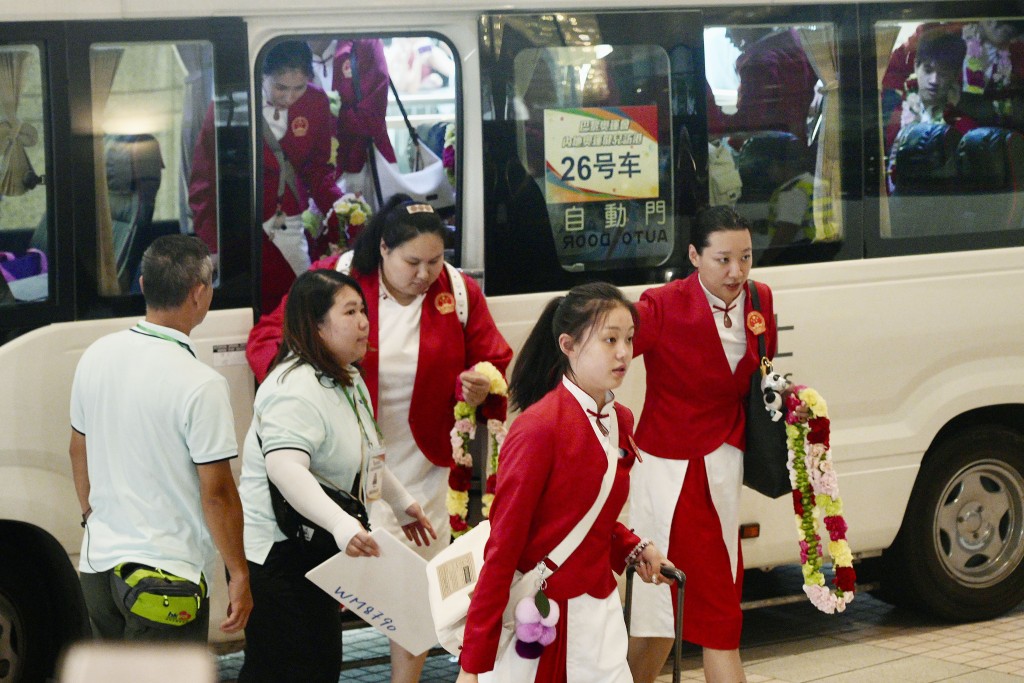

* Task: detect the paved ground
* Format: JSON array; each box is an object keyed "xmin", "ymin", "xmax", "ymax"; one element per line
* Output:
[{"xmin": 216, "ymin": 566, "xmax": 1024, "ymax": 682}]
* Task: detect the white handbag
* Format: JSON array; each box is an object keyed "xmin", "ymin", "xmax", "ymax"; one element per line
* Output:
[{"xmin": 425, "ymin": 438, "xmax": 618, "ymax": 657}]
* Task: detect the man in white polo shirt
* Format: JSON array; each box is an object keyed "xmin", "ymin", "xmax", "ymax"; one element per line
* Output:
[{"xmin": 69, "ymin": 235, "xmax": 252, "ymax": 641}]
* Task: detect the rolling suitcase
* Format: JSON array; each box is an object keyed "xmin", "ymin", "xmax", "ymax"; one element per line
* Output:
[{"xmin": 624, "ymin": 564, "xmax": 686, "ymax": 683}]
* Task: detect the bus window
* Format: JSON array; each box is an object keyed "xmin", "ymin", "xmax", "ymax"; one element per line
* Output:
[
  {"xmin": 89, "ymin": 41, "xmax": 216, "ymax": 296},
  {"xmin": 878, "ymin": 18, "xmax": 1024, "ymax": 240},
  {"xmin": 704, "ymin": 23, "xmax": 843, "ymax": 265},
  {"xmin": 480, "ymin": 11, "xmax": 700, "ymax": 295},
  {"xmin": 0, "ymin": 45, "xmax": 48, "ymax": 306},
  {"xmin": 253, "ymin": 36, "xmax": 458, "ymax": 315}
]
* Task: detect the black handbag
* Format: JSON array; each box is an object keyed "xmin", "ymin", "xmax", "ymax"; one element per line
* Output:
[
  {"xmin": 743, "ymin": 281, "xmax": 791, "ymax": 498},
  {"xmin": 268, "ymin": 477, "xmax": 370, "ymax": 565}
]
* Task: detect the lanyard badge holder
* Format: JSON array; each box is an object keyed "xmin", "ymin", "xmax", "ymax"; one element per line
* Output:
[{"xmin": 344, "ymin": 384, "xmax": 385, "ymax": 503}]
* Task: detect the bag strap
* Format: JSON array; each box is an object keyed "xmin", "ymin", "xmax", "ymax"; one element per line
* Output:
[
  {"xmin": 543, "ymin": 427, "xmax": 619, "ymax": 571},
  {"xmin": 388, "ymin": 78, "xmax": 419, "ymax": 149},
  {"xmin": 748, "ymin": 279, "xmax": 773, "ymax": 380},
  {"xmin": 336, "ymin": 252, "xmax": 467, "ymax": 327},
  {"xmin": 261, "ymin": 116, "xmax": 301, "ymax": 207}
]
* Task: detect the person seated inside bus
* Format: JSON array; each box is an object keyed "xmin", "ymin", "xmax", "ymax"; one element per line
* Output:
[
  {"xmin": 884, "ymin": 29, "xmax": 969, "ymax": 155},
  {"xmin": 883, "ymin": 21, "xmax": 1024, "ymax": 131},
  {"xmin": 752, "ymin": 134, "xmax": 822, "ymax": 249},
  {"xmin": 706, "ymin": 26, "xmax": 819, "ymax": 146}
]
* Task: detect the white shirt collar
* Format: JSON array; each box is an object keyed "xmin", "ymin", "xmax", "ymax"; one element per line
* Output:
[
  {"xmin": 562, "ymin": 376, "xmax": 618, "ymax": 450},
  {"xmin": 697, "ymin": 274, "xmax": 746, "ymax": 312}
]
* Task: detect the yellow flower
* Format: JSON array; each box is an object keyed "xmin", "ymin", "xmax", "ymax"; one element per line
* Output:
[
  {"xmin": 817, "ymin": 494, "xmax": 844, "ymax": 516},
  {"xmin": 800, "ymin": 388, "xmax": 828, "ymax": 418},
  {"xmin": 446, "ymin": 489, "xmax": 469, "ymax": 517},
  {"xmin": 474, "ymin": 361, "xmax": 508, "ymax": 396},
  {"xmin": 801, "ymin": 563, "xmax": 825, "ymax": 585},
  {"xmin": 829, "ymin": 540, "xmax": 853, "ymax": 567},
  {"xmin": 786, "ymin": 423, "xmax": 802, "ymax": 441},
  {"xmin": 350, "ymin": 208, "xmax": 366, "ymax": 226},
  {"xmin": 481, "ymin": 493, "xmax": 495, "ymax": 518}
]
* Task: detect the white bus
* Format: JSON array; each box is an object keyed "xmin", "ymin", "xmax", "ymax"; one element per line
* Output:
[{"xmin": 2, "ymin": 0, "xmax": 1024, "ymax": 679}]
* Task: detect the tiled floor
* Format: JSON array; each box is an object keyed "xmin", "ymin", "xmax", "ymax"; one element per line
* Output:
[{"xmin": 217, "ymin": 574, "xmax": 1024, "ymax": 682}]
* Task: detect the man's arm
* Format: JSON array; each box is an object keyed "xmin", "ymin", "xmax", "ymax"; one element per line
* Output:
[
  {"xmin": 196, "ymin": 460, "xmax": 253, "ymax": 633},
  {"xmin": 68, "ymin": 430, "xmax": 91, "ymax": 521}
]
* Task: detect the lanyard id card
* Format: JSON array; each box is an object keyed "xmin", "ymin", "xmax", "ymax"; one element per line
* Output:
[{"xmin": 364, "ymin": 444, "xmax": 386, "ymax": 502}]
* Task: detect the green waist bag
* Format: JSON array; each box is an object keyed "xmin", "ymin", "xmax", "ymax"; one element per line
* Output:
[{"xmin": 113, "ymin": 563, "xmax": 206, "ymax": 627}]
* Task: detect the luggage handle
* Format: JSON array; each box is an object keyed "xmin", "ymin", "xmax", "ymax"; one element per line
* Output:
[{"xmin": 624, "ymin": 564, "xmax": 685, "ymax": 683}]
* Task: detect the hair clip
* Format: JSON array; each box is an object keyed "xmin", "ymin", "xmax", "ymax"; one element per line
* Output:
[{"xmin": 405, "ymin": 203, "xmax": 434, "ymax": 214}]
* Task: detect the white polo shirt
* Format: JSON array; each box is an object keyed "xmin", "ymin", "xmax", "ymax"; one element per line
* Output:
[
  {"xmin": 239, "ymin": 359, "xmax": 379, "ymax": 564},
  {"xmin": 70, "ymin": 321, "xmax": 237, "ymax": 584}
]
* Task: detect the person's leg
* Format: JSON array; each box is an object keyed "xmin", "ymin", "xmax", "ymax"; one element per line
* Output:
[
  {"xmin": 390, "ymin": 641, "xmax": 428, "ymax": 683},
  {"xmin": 627, "ymin": 636, "xmax": 674, "ymax": 683},
  {"xmin": 702, "ymin": 647, "xmax": 745, "ymax": 683},
  {"xmin": 80, "ymin": 570, "xmax": 124, "ymax": 639}
]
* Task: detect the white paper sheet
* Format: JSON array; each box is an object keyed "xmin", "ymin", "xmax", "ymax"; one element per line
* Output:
[{"xmin": 305, "ymin": 529, "xmax": 437, "ymax": 656}]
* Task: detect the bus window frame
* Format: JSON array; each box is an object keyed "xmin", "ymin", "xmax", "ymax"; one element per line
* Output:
[
  {"xmin": 64, "ymin": 17, "xmax": 251, "ymax": 323},
  {"xmin": 252, "ymin": 31, "xmax": 463, "ymax": 317},
  {"xmin": 0, "ymin": 23, "xmax": 73, "ymax": 342},
  {"xmin": 702, "ymin": 3, "xmax": 865, "ymax": 271},
  {"xmin": 860, "ymin": 0, "xmax": 1024, "ymax": 260}
]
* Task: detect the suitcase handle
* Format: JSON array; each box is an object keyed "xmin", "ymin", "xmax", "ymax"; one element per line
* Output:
[{"xmin": 624, "ymin": 564, "xmax": 685, "ymax": 683}]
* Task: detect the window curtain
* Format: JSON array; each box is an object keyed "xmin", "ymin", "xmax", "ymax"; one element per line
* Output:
[
  {"xmin": 0, "ymin": 50, "xmax": 38, "ymax": 197},
  {"xmin": 875, "ymin": 25, "xmax": 902, "ymax": 238},
  {"xmin": 175, "ymin": 43, "xmax": 214, "ymax": 235},
  {"xmin": 90, "ymin": 46, "xmax": 124, "ymax": 296},
  {"xmin": 797, "ymin": 26, "xmax": 841, "ymax": 241}
]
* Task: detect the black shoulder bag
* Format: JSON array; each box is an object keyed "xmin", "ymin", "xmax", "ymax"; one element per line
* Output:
[{"xmin": 743, "ymin": 280, "xmax": 792, "ymax": 498}]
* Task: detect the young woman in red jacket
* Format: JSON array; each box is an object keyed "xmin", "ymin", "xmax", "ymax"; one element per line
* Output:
[
  {"xmin": 626, "ymin": 207, "xmax": 806, "ymax": 683},
  {"xmin": 457, "ymin": 283, "xmax": 670, "ymax": 683},
  {"xmin": 246, "ymin": 194, "xmax": 512, "ymax": 683}
]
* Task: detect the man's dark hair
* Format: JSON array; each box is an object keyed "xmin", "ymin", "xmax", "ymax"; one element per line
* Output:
[
  {"xmin": 140, "ymin": 235, "xmax": 212, "ymax": 310},
  {"xmin": 916, "ymin": 30, "xmax": 967, "ymax": 73}
]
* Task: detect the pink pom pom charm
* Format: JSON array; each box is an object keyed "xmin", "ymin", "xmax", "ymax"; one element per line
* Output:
[{"xmin": 513, "ymin": 590, "xmax": 558, "ymax": 658}]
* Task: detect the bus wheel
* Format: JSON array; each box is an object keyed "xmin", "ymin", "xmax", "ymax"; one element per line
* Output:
[
  {"xmin": 0, "ymin": 523, "xmax": 90, "ymax": 682},
  {"xmin": 887, "ymin": 426, "xmax": 1024, "ymax": 621}
]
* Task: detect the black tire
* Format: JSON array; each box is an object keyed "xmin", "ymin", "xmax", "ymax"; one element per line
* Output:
[
  {"xmin": 882, "ymin": 426, "xmax": 1024, "ymax": 621},
  {"xmin": 0, "ymin": 523, "xmax": 90, "ymax": 683}
]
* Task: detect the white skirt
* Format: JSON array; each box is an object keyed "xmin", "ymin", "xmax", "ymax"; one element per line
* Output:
[{"xmin": 481, "ymin": 591, "xmax": 632, "ymax": 683}]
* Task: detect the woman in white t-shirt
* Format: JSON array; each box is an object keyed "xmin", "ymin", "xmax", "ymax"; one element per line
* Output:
[{"xmin": 237, "ymin": 270, "xmax": 435, "ymax": 683}]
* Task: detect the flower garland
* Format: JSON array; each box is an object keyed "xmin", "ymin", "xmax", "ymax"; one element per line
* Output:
[
  {"xmin": 784, "ymin": 386, "xmax": 856, "ymax": 614},
  {"xmin": 963, "ymin": 24, "xmax": 1013, "ymax": 95},
  {"xmin": 442, "ymin": 123, "xmax": 456, "ymax": 187},
  {"xmin": 448, "ymin": 361, "xmax": 508, "ymax": 538}
]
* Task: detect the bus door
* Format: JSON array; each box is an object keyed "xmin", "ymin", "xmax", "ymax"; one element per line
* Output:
[{"xmin": 478, "ymin": 10, "xmax": 705, "ymax": 296}]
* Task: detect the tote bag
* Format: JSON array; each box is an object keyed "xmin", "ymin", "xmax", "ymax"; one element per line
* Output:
[
  {"xmin": 743, "ymin": 280, "xmax": 791, "ymax": 498},
  {"xmin": 370, "ymin": 140, "xmax": 455, "ymax": 211}
]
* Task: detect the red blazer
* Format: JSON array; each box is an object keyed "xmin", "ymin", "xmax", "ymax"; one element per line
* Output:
[
  {"xmin": 246, "ymin": 254, "xmax": 513, "ymax": 467},
  {"xmin": 260, "ymin": 83, "xmax": 341, "ymax": 223},
  {"xmin": 459, "ymin": 384, "xmax": 641, "ymax": 674},
  {"xmin": 633, "ymin": 273, "xmax": 777, "ymax": 460},
  {"xmin": 332, "ymin": 39, "xmax": 397, "ymax": 174}
]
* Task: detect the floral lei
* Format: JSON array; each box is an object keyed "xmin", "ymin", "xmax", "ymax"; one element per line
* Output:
[
  {"xmin": 448, "ymin": 361, "xmax": 508, "ymax": 538},
  {"xmin": 963, "ymin": 24, "xmax": 1013, "ymax": 95},
  {"xmin": 784, "ymin": 386, "xmax": 856, "ymax": 614},
  {"xmin": 302, "ymin": 193, "xmax": 372, "ymax": 253},
  {"xmin": 442, "ymin": 123, "xmax": 456, "ymax": 187}
]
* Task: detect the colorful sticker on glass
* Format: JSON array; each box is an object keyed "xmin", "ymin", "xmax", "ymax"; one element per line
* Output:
[{"xmin": 544, "ymin": 106, "xmax": 659, "ymax": 204}]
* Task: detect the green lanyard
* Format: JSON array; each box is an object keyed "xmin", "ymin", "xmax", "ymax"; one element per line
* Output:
[
  {"xmin": 342, "ymin": 383, "xmax": 383, "ymax": 448},
  {"xmin": 133, "ymin": 323, "xmax": 196, "ymax": 358}
]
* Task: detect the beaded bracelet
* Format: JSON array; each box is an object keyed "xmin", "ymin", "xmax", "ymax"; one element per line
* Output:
[{"xmin": 626, "ymin": 538, "xmax": 652, "ymax": 565}]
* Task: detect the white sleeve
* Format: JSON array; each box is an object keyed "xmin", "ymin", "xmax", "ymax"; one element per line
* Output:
[
  {"xmin": 265, "ymin": 448, "xmax": 364, "ymax": 551},
  {"xmin": 380, "ymin": 465, "xmax": 417, "ymax": 523}
]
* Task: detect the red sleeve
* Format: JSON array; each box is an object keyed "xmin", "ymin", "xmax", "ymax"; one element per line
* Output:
[
  {"xmin": 460, "ymin": 413, "xmax": 553, "ymax": 674},
  {"xmin": 338, "ymin": 40, "xmax": 393, "ymax": 142},
  {"xmin": 632, "ymin": 285, "xmax": 663, "ymax": 358},
  {"xmin": 246, "ymin": 296, "xmax": 286, "ymax": 383},
  {"xmin": 299, "ymin": 90, "xmax": 343, "ymax": 218},
  {"xmin": 246, "ymin": 254, "xmax": 343, "ymax": 382},
  {"xmin": 188, "ymin": 104, "xmax": 219, "ymax": 254}
]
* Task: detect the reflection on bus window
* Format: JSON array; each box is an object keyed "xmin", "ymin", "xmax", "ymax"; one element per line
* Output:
[
  {"xmin": 704, "ymin": 24, "xmax": 842, "ymax": 260},
  {"xmin": 0, "ymin": 45, "xmax": 48, "ymax": 306},
  {"xmin": 90, "ymin": 41, "xmax": 214, "ymax": 296},
  {"xmin": 879, "ymin": 19, "xmax": 1024, "ymax": 238},
  {"xmin": 246, "ymin": 36, "xmax": 458, "ymax": 314}
]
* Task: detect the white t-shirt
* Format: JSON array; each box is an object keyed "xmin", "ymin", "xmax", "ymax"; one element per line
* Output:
[
  {"xmin": 239, "ymin": 359, "xmax": 380, "ymax": 564},
  {"xmin": 70, "ymin": 322, "xmax": 236, "ymax": 584}
]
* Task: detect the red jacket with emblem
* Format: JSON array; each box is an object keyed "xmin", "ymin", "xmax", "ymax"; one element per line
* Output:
[
  {"xmin": 331, "ymin": 39, "xmax": 397, "ymax": 175},
  {"xmin": 246, "ymin": 253, "xmax": 513, "ymax": 467},
  {"xmin": 633, "ymin": 273, "xmax": 777, "ymax": 460},
  {"xmin": 459, "ymin": 384, "xmax": 641, "ymax": 674}
]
